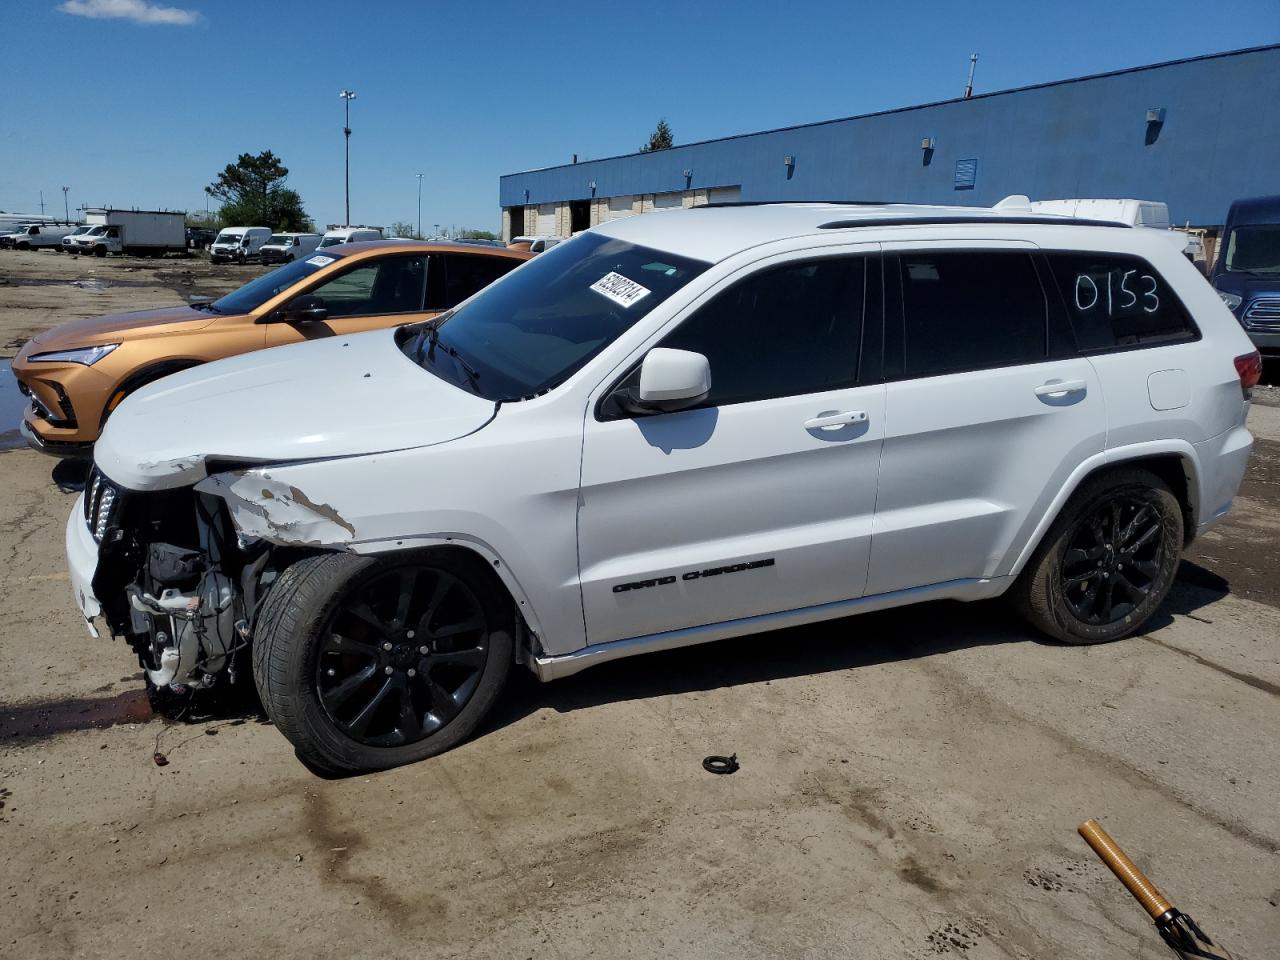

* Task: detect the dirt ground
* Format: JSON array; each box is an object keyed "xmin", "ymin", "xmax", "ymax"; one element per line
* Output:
[{"xmin": 1, "ymin": 248, "xmax": 1278, "ymax": 960}]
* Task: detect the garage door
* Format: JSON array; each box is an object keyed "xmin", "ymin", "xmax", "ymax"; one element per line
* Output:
[
  {"xmin": 707, "ymin": 186, "xmax": 741, "ymax": 204},
  {"xmin": 536, "ymin": 203, "xmax": 556, "ymax": 235},
  {"xmin": 601, "ymin": 196, "xmax": 636, "ymax": 221},
  {"xmin": 652, "ymin": 192, "xmax": 684, "ymax": 210}
]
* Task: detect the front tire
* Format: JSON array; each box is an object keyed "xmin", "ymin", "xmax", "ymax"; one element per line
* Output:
[
  {"xmin": 253, "ymin": 550, "xmax": 513, "ymax": 773},
  {"xmin": 1012, "ymin": 468, "xmax": 1183, "ymax": 644}
]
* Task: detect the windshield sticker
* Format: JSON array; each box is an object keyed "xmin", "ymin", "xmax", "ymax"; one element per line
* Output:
[
  {"xmin": 306, "ymin": 255, "xmax": 336, "ymax": 267},
  {"xmin": 590, "ymin": 272, "xmax": 651, "ymax": 308}
]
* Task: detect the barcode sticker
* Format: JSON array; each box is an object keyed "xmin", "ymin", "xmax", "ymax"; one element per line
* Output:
[
  {"xmin": 590, "ymin": 272, "xmax": 651, "ymax": 308},
  {"xmin": 306, "ymin": 255, "xmax": 336, "ymax": 267}
]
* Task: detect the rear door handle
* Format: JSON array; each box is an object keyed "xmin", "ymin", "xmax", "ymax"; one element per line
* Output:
[
  {"xmin": 804, "ymin": 410, "xmax": 868, "ymax": 430},
  {"xmin": 1034, "ymin": 379, "xmax": 1088, "ymax": 398}
]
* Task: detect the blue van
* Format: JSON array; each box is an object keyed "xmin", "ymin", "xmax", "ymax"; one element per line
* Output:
[{"xmin": 1212, "ymin": 195, "xmax": 1280, "ymax": 357}]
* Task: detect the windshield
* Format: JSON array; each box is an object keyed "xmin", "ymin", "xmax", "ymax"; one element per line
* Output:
[
  {"xmin": 86, "ymin": 226, "xmax": 105, "ymax": 236},
  {"xmin": 72, "ymin": 226, "xmax": 91, "ymax": 235},
  {"xmin": 267, "ymin": 235, "xmax": 292, "ymax": 245},
  {"xmin": 317, "ymin": 236, "xmax": 345, "ymax": 248},
  {"xmin": 216, "ymin": 233, "xmax": 243, "ymax": 245},
  {"xmin": 400, "ymin": 233, "xmax": 710, "ymax": 401},
  {"xmin": 209, "ymin": 252, "xmax": 344, "ymax": 314},
  {"xmin": 1224, "ymin": 225, "xmax": 1280, "ymax": 275}
]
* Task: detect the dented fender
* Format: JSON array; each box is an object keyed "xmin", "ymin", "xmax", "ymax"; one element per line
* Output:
[{"xmin": 195, "ymin": 471, "xmax": 359, "ymax": 547}]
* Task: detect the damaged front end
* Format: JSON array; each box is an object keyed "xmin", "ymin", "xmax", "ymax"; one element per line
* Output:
[{"xmin": 86, "ymin": 465, "xmax": 295, "ymax": 694}]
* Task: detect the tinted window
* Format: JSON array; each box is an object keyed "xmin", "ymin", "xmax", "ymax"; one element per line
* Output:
[
  {"xmin": 897, "ymin": 252, "xmax": 1046, "ymax": 377},
  {"xmin": 400, "ymin": 233, "xmax": 709, "ymax": 401},
  {"xmin": 1046, "ymin": 253, "xmax": 1195, "ymax": 351},
  {"xmin": 210, "ymin": 253, "xmax": 344, "ymax": 314},
  {"xmin": 437, "ymin": 253, "xmax": 522, "ymax": 308},
  {"xmin": 309, "ymin": 255, "xmax": 427, "ymax": 317},
  {"xmin": 1222, "ymin": 225, "xmax": 1280, "ymax": 275},
  {"xmin": 657, "ymin": 256, "xmax": 865, "ymax": 406}
]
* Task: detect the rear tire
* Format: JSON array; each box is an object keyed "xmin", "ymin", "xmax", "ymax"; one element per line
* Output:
[
  {"xmin": 253, "ymin": 550, "xmax": 513, "ymax": 773},
  {"xmin": 1012, "ymin": 468, "xmax": 1182, "ymax": 644}
]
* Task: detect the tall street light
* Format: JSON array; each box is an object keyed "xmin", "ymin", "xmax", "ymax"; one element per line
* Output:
[
  {"xmin": 416, "ymin": 173, "xmax": 424, "ymax": 239},
  {"xmin": 62, "ymin": 186, "xmax": 70, "ymax": 222},
  {"xmin": 339, "ymin": 89, "xmax": 357, "ymax": 226}
]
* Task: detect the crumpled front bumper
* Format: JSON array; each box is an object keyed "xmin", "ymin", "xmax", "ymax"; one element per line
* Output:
[{"xmin": 65, "ymin": 496, "xmax": 102, "ymax": 635}]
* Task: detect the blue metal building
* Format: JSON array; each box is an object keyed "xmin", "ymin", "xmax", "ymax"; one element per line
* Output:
[{"xmin": 499, "ymin": 44, "xmax": 1280, "ymax": 240}]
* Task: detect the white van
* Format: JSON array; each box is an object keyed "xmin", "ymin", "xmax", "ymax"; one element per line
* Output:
[
  {"xmin": 9, "ymin": 223, "xmax": 77, "ymax": 251},
  {"xmin": 1029, "ymin": 198, "xmax": 1171, "ymax": 229},
  {"xmin": 258, "ymin": 232, "xmax": 322, "ymax": 265},
  {"xmin": 210, "ymin": 226, "xmax": 272, "ymax": 264},
  {"xmin": 317, "ymin": 226, "xmax": 383, "ymax": 249}
]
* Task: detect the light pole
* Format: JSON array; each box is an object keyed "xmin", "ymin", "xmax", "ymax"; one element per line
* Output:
[
  {"xmin": 416, "ymin": 173, "xmax": 424, "ymax": 239},
  {"xmin": 339, "ymin": 89, "xmax": 357, "ymax": 225},
  {"xmin": 62, "ymin": 186, "xmax": 70, "ymax": 222}
]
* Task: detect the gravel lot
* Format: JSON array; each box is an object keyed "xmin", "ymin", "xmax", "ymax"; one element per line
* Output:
[{"xmin": 1, "ymin": 248, "xmax": 1278, "ymax": 959}]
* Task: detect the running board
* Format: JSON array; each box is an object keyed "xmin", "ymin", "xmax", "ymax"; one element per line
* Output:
[{"xmin": 530, "ymin": 576, "xmax": 1009, "ymax": 681}]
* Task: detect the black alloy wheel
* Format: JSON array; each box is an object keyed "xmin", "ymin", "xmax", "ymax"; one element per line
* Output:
[
  {"xmin": 253, "ymin": 550, "xmax": 513, "ymax": 773},
  {"xmin": 316, "ymin": 566, "xmax": 489, "ymax": 747},
  {"xmin": 1059, "ymin": 497, "xmax": 1165, "ymax": 625},
  {"xmin": 1012, "ymin": 468, "xmax": 1182, "ymax": 645}
]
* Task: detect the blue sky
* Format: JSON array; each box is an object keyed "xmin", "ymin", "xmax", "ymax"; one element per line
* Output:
[{"xmin": 3, "ymin": 0, "xmax": 1277, "ymax": 232}]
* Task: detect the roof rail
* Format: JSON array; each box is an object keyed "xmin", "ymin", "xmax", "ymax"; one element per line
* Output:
[
  {"xmin": 696, "ymin": 200, "xmax": 889, "ymax": 209},
  {"xmin": 818, "ymin": 215, "xmax": 1133, "ymax": 230}
]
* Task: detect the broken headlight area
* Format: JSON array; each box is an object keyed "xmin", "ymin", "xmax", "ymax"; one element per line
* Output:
[{"xmin": 90, "ymin": 469, "xmax": 294, "ymax": 696}]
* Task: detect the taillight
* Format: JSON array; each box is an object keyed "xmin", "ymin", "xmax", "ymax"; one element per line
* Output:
[{"xmin": 1234, "ymin": 350, "xmax": 1263, "ymax": 399}]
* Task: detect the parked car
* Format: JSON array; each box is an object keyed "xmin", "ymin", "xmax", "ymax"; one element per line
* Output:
[
  {"xmin": 508, "ymin": 234, "xmax": 561, "ymax": 253},
  {"xmin": 8, "ymin": 223, "xmax": 78, "ymax": 251},
  {"xmin": 209, "ymin": 226, "xmax": 272, "ymax": 264},
  {"xmin": 259, "ymin": 232, "xmax": 322, "ymax": 264},
  {"xmin": 0, "ymin": 223, "xmax": 37, "ymax": 249},
  {"xmin": 62, "ymin": 225, "xmax": 96, "ymax": 252},
  {"xmin": 71, "ymin": 209, "xmax": 186, "ymax": 258},
  {"xmin": 13, "ymin": 241, "xmax": 530, "ymax": 457},
  {"xmin": 318, "ymin": 226, "xmax": 383, "ymax": 248},
  {"xmin": 1211, "ymin": 194, "xmax": 1280, "ymax": 357},
  {"xmin": 62, "ymin": 201, "xmax": 1258, "ymax": 773},
  {"xmin": 186, "ymin": 227, "xmax": 217, "ymax": 251}
]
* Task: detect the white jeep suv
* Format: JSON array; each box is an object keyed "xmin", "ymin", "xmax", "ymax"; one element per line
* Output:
[{"xmin": 66, "ymin": 201, "xmax": 1261, "ymax": 773}]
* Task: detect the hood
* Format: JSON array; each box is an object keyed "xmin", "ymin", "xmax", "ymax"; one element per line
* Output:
[
  {"xmin": 1213, "ymin": 272, "xmax": 1280, "ymax": 301},
  {"xmin": 94, "ymin": 329, "xmax": 497, "ymax": 491},
  {"xmin": 29, "ymin": 305, "xmax": 218, "ymax": 349}
]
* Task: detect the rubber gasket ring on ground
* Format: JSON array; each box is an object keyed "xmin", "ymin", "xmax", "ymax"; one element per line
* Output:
[{"xmin": 703, "ymin": 754, "xmax": 739, "ymax": 775}]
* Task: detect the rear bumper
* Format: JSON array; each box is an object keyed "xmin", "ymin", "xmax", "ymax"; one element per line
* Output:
[
  {"xmin": 1192, "ymin": 424, "xmax": 1254, "ymax": 538},
  {"xmin": 65, "ymin": 499, "xmax": 102, "ymax": 632}
]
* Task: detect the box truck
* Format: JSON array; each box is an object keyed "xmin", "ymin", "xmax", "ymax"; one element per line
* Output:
[{"xmin": 73, "ymin": 208, "xmax": 187, "ymax": 258}]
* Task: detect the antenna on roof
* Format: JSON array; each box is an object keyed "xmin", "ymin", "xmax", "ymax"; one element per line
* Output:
[{"xmin": 964, "ymin": 53, "xmax": 979, "ymax": 99}]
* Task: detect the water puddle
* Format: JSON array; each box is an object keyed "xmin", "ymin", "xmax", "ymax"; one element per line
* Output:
[
  {"xmin": 0, "ymin": 359, "xmax": 28, "ymax": 451},
  {"xmin": 0, "ymin": 689, "xmax": 155, "ymax": 742},
  {"xmin": 0, "ymin": 277, "xmax": 158, "ymax": 289}
]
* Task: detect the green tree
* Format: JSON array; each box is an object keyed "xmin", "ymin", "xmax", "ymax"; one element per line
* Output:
[
  {"xmin": 459, "ymin": 228, "xmax": 499, "ymax": 240},
  {"xmin": 205, "ymin": 151, "xmax": 312, "ymax": 230},
  {"xmin": 640, "ymin": 119, "xmax": 674, "ymax": 153},
  {"xmin": 390, "ymin": 221, "xmax": 423, "ymax": 240}
]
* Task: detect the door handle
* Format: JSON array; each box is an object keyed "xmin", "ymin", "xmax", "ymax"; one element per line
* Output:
[
  {"xmin": 1034, "ymin": 379, "xmax": 1088, "ymax": 398},
  {"xmin": 804, "ymin": 410, "xmax": 868, "ymax": 430}
]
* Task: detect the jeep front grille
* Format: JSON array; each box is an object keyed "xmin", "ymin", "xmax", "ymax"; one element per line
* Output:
[
  {"xmin": 1243, "ymin": 297, "xmax": 1280, "ymax": 332},
  {"xmin": 84, "ymin": 466, "xmax": 124, "ymax": 543}
]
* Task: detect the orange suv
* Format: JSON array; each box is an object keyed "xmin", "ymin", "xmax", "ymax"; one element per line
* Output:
[{"xmin": 13, "ymin": 241, "xmax": 531, "ymax": 456}]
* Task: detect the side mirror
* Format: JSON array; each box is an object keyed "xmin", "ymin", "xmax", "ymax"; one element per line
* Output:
[
  {"xmin": 280, "ymin": 294, "xmax": 328, "ymax": 323},
  {"xmin": 635, "ymin": 348, "xmax": 710, "ymax": 412}
]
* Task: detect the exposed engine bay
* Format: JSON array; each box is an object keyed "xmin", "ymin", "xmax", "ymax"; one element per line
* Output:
[{"xmin": 85, "ymin": 466, "xmax": 291, "ymax": 694}]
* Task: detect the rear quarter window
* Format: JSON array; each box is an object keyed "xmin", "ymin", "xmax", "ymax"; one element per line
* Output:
[{"xmin": 1045, "ymin": 253, "xmax": 1197, "ymax": 352}]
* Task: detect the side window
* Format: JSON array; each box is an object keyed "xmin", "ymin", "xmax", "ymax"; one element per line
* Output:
[
  {"xmin": 657, "ymin": 256, "xmax": 866, "ymax": 407},
  {"xmin": 1045, "ymin": 253, "xmax": 1196, "ymax": 351},
  {"xmin": 437, "ymin": 254, "xmax": 522, "ymax": 309},
  {"xmin": 896, "ymin": 251, "xmax": 1046, "ymax": 378},
  {"xmin": 308, "ymin": 256, "xmax": 427, "ymax": 317}
]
